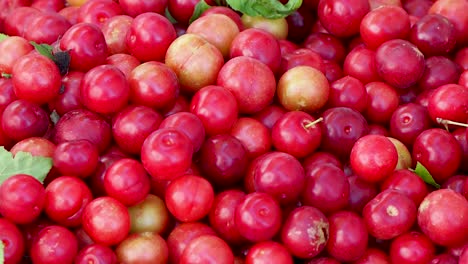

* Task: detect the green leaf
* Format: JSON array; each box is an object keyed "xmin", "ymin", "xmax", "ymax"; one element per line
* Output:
[
  {"xmin": 214, "ymin": 0, "xmax": 227, "ymax": 6},
  {"xmin": 0, "ymin": 240, "xmax": 4, "ymax": 264},
  {"xmin": 0, "ymin": 147, "xmax": 53, "ymax": 186},
  {"xmin": 29, "ymin": 41, "xmax": 54, "ymax": 60},
  {"xmin": 29, "ymin": 42, "xmax": 71, "ymax": 76},
  {"xmin": 0, "ymin": 33, "xmax": 8, "ymax": 42},
  {"xmin": 50, "ymin": 110, "xmax": 61, "ymax": 125},
  {"xmin": 1, "ymin": 73, "xmax": 11, "ymax": 79},
  {"xmin": 410, "ymin": 162, "xmax": 441, "ymax": 189},
  {"xmin": 189, "ymin": 0, "xmax": 212, "ymax": 24},
  {"xmin": 52, "ymin": 50, "xmax": 71, "ymax": 76},
  {"xmin": 165, "ymin": 8, "xmax": 178, "ymax": 24},
  {"xmin": 226, "ymin": 0, "xmax": 302, "ymax": 19}
]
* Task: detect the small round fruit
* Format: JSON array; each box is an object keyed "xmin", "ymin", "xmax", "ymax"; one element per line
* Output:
[
  {"xmin": 165, "ymin": 34, "xmax": 224, "ymax": 93},
  {"xmin": 59, "ymin": 22, "xmax": 108, "ymax": 72},
  {"xmin": 12, "ymin": 53, "xmax": 61, "ymax": 105},
  {"xmin": 217, "ymin": 56, "xmax": 276, "ymax": 114},
  {"xmin": 281, "ymin": 206, "xmax": 329, "ymax": 259},
  {"xmin": 417, "ymin": 189, "xmax": 468, "ymax": 247},
  {"xmin": 165, "ymin": 174, "xmax": 214, "ymax": 222},
  {"xmin": 363, "ymin": 189, "xmax": 417, "ymax": 240},
  {"xmin": 80, "ymin": 64, "xmax": 130, "ymax": 115},
  {"xmin": 0, "ymin": 218, "xmax": 25, "ymax": 264},
  {"xmin": 186, "ymin": 14, "xmax": 239, "ymax": 58},
  {"xmin": 235, "ymin": 192, "xmax": 282, "ymax": 242},
  {"xmin": 0, "ymin": 174, "xmax": 45, "ymax": 224},
  {"xmin": 126, "ymin": 12, "xmax": 176, "ymax": 62},
  {"xmin": 350, "ymin": 135, "xmax": 398, "ymax": 183},
  {"xmin": 277, "ymin": 66, "xmax": 329, "ymax": 112},
  {"xmin": 30, "ymin": 225, "xmax": 78, "ymax": 264},
  {"xmin": 81, "ymin": 196, "xmax": 130, "ymax": 246},
  {"xmin": 375, "ymin": 39, "xmax": 425, "ymax": 89},
  {"xmin": 115, "ymin": 232, "xmax": 168, "ymax": 264},
  {"xmin": 326, "ymin": 211, "xmax": 368, "ymax": 262},
  {"xmin": 140, "ymin": 128, "xmax": 193, "ymax": 181}
]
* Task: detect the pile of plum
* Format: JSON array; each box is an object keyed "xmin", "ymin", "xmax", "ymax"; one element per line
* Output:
[{"xmin": 0, "ymin": 0, "xmax": 467, "ymax": 263}]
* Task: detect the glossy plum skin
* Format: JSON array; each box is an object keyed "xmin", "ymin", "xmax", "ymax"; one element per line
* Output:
[
  {"xmin": 343, "ymin": 46, "xmax": 381, "ymax": 84},
  {"xmin": 217, "ymin": 56, "xmax": 276, "ymax": 114},
  {"xmin": 317, "ymin": 0, "xmax": 370, "ymax": 37},
  {"xmin": 0, "ymin": 217, "xmax": 25, "ymax": 264},
  {"xmin": 281, "ymin": 206, "xmax": 329, "ymax": 259},
  {"xmin": 128, "ymin": 61, "xmax": 179, "ymax": 110},
  {"xmin": 246, "ymin": 241, "xmax": 294, "ymax": 264},
  {"xmin": 389, "ymin": 231, "xmax": 436, "ymax": 264},
  {"xmin": 245, "ymin": 151, "xmax": 305, "ymax": 205},
  {"xmin": 427, "ymin": 84, "xmax": 468, "ymax": 124},
  {"xmin": 59, "ymin": 22, "xmax": 108, "ymax": 72},
  {"xmin": 375, "ymin": 39, "xmax": 425, "ymax": 89},
  {"xmin": 53, "ymin": 139, "xmax": 100, "ymax": 178},
  {"xmin": 277, "ymin": 66, "xmax": 330, "ymax": 113},
  {"xmin": 165, "ymin": 34, "xmax": 224, "ymax": 93},
  {"xmin": 230, "ymin": 28, "xmax": 281, "ymax": 73},
  {"xmin": 104, "ymin": 158, "xmax": 151, "ymax": 206},
  {"xmin": 389, "ymin": 103, "xmax": 433, "ymax": 147},
  {"xmin": 44, "ymin": 176, "xmax": 93, "ymax": 227},
  {"xmin": 271, "ymin": 110, "xmax": 322, "ymax": 158},
  {"xmin": 52, "ymin": 109, "xmax": 112, "ymax": 154},
  {"xmin": 81, "ymin": 196, "xmax": 130, "ymax": 246},
  {"xmin": 364, "ymin": 81, "xmax": 399, "ymax": 124},
  {"xmin": 140, "ymin": 128, "xmax": 193, "ymax": 181},
  {"xmin": 75, "ymin": 244, "xmax": 118, "ymax": 264},
  {"xmin": 81, "ymin": 64, "xmax": 130, "ymax": 115},
  {"xmin": 1, "ymin": 99, "xmax": 50, "ymax": 142},
  {"xmin": 0, "ymin": 36, "xmax": 33, "ymax": 75},
  {"xmin": 326, "ymin": 211, "xmax": 368, "ymax": 262},
  {"xmin": 381, "ymin": 169, "xmax": 429, "ymax": 206},
  {"xmin": 12, "ymin": 52, "xmax": 61, "ymax": 105},
  {"xmin": 165, "ymin": 174, "xmax": 215, "ymax": 222},
  {"xmin": 30, "ymin": 225, "xmax": 78, "ymax": 264},
  {"xmin": 346, "ymin": 175, "xmax": 378, "ymax": 214},
  {"xmin": 363, "ymin": 189, "xmax": 417, "ymax": 240},
  {"xmin": 179, "ymin": 234, "xmax": 234, "ymax": 264},
  {"xmin": 235, "ymin": 192, "xmax": 282, "ymax": 242},
  {"xmin": 126, "ymin": 12, "xmax": 176, "ymax": 62},
  {"xmin": 418, "ymin": 189, "xmax": 468, "ymax": 247},
  {"xmin": 350, "ymin": 135, "xmax": 398, "ymax": 183},
  {"xmin": 112, "ymin": 105, "xmax": 163, "ymax": 155},
  {"xmin": 0, "ymin": 174, "xmax": 45, "ymax": 225},
  {"xmin": 199, "ymin": 134, "xmax": 248, "ymax": 188},
  {"xmin": 49, "ymin": 71, "xmax": 84, "ymax": 116},
  {"xmin": 410, "ymin": 14, "xmax": 457, "ymax": 56},
  {"xmin": 115, "ymin": 232, "xmax": 169, "ymax": 264},
  {"xmin": 230, "ymin": 117, "xmax": 271, "ymax": 159},
  {"xmin": 190, "ymin": 85, "xmax": 238, "ymax": 136},
  {"xmin": 321, "ymin": 107, "xmax": 369, "ymax": 159},
  {"xmin": 208, "ymin": 190, "xmax": 246, "ymax": 245},
  {"xmin": 166, "ymin": 222, "xmax": 216, "ymax": 264},
  {"xmin": 186, "ymin": 14, "xmax": 240, "ymax": 59},
  {"xmin": 360, "ymin": 6, "xmax": 411, "ymax": 49},
  {"xmin": 412, "ymin": 128, "xmax": 462, "ymax": 183},
  {"xmin": 301, "ymin": 164, "xmax": 350, "ymax": 214},
  {"xmin": 327, "ymin": 76, "xmax": 367, "ymax": 113},
  {"xmin": 159, "ymin": 112, "xmax": 205, "ymax": 152},
  {"xmin": 77, "ymin": 0, "xmax": 123, "ymax": 27}
]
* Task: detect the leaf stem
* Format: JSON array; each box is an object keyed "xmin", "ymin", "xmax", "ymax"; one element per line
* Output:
[
  {"xmin": 304, "ymin": 117, "xmax": 323, "ymax": 129},
  {"xmin": 436, "ymin": 117, "xmax": 468, "ymax": 131}
]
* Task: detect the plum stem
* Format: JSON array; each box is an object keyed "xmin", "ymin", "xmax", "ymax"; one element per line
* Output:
[
  {"xmin": 304, "ymin": 117, "xmax": 323, "ymax": 129},
  {"xmin": 436, "ymin": 117, "xmax": 468, "ymax": 131}
]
